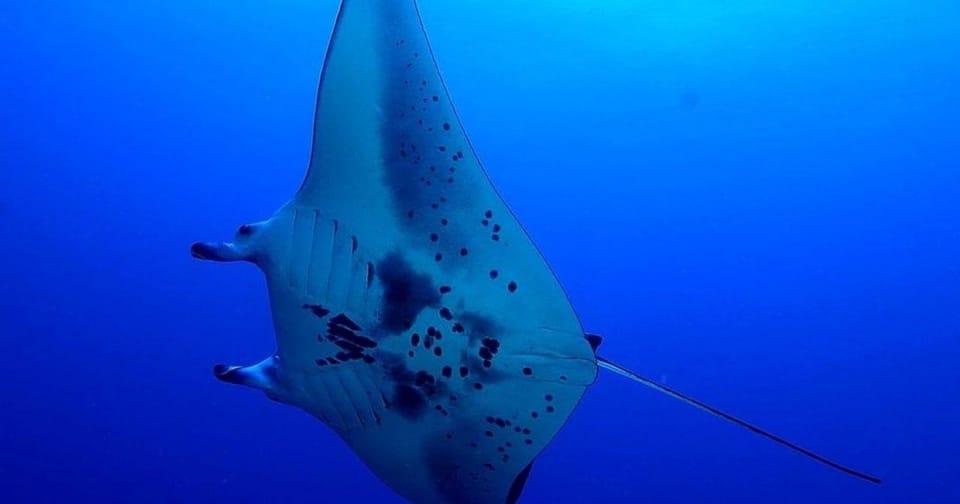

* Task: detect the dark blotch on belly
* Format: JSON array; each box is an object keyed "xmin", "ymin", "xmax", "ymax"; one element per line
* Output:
[
  {"xmin": 376, "ymin": 252, "xmax": 440, "ymax": 333},
  {"xmin": 393, "ymin": 384, "xmax": 427, "ymax": 419}
]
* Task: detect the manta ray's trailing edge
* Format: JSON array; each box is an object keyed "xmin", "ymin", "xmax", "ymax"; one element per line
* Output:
[{"xmin": 190, "ymin": 1, "xmax": 881, "ymax": 502}]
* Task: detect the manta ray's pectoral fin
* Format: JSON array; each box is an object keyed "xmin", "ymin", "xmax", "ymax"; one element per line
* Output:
[{"xmin": 213, "ymin": 356, "xmax": 289, "ymax": 403}]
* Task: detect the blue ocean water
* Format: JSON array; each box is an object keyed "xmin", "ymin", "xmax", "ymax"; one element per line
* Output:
[{"xmin": 2, "ymin": 0, "xmax": 958, "ymax": 502}]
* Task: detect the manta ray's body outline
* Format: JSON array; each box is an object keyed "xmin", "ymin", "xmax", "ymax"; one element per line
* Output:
[{"xmin": 190, "ymin": 1, "xmax": 881, "ymax": 502}]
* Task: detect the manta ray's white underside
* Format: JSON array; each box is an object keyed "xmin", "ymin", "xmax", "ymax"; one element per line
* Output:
[{"xmin": 193, "ymin": 1, "xmax": 596, "ymax": 502}]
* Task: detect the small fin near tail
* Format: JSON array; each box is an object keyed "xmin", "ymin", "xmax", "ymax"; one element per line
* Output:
[{"xmin": 597, "ymin": 356, "xmax": 882, "ymax": 484}]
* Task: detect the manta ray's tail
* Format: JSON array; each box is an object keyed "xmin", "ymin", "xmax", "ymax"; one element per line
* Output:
[{"xmin": 597, "ymin": 356, "xmax": 883, "ymax": 484}]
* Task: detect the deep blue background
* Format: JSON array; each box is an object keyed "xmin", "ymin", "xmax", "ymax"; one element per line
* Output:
[{"xmin": 2, "ymin": 1, "xmax": 958, "ymax": 502}]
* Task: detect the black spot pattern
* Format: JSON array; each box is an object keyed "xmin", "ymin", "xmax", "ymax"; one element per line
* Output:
[
  {"xmin": 317, "ymin": 313, "xmax": 378, "ymax": 365},
  {"xmin": 382, "ymin": 353, "xmax": 451, "ymax": 421},
  {"xmin": 478, "ymin": 337, "xmax": 500, "ymax": 370},
  {"xmin": 302, "ymin": 304, "xmax": 330, "ymax": 318},
  {"xmin": 380, "ymin": 13, "xmax": 485, "ymax": 253}
]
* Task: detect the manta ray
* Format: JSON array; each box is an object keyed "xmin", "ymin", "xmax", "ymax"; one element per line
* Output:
[{"xmin": 190, "ymin": 1, "xmax": 881, "ymax": 502}]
